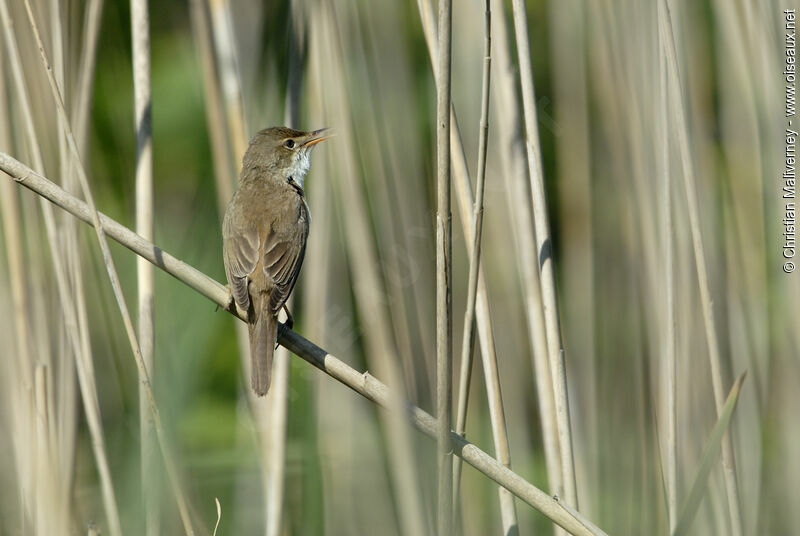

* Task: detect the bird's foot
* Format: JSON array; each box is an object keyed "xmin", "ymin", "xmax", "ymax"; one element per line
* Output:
[{"xmin": 281, "ymin": 304, "xmax": 294, "ymax": 331}]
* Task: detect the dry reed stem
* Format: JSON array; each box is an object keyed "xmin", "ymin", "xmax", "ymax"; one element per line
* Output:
[
  {"xmin": 489, "ymin": 0, "xmax": 561, "ymax": 500},
  {"xmin": 207, "ymin": 0, "xmax": 248, "ymax": 161},
  {"xmin": 660, "ymin": 2, "xmax": 743, "ymax": 534},
  {"xmin": 510, "ymin": 0, "xmax": 577, "ymax": 508},
  {"xmin": 0, "ymin": 2, "xmax": 122, "ymax": 533},
  {"xmin": 336, "ymin": 0, "xmax": 426, "ymax": 403},
  {"xmin": 453, "ymin": 0, "xmax": 493, "ymax": 508},
  {"xmin": 0, "ymin": 152, "xmax": 609, "ymax": 536},
  {"xmin": 313, "ymin": 4, "xmax": 427, "ymax": 533},
  {"xmin": 130, "ymin": 0, "xmax": 159, "ymax": 533},
  {"xmin": 548, "ymin": 0, "xmax": 593, "ymax": 517},
  {"xmin": 417, "ymin": 0, "xmax": 518, "ymax": 530},
  {"xmin": 435, "ymin": 0, "xmax": 454, "ymax": 532},
  {"xmin": 0, "ymin": 37, "xmax": 37, "ymax": 524},
  {"xmin": 196, "ymin": 3, "xmax": 281, "ymax": 532},
  {"xmin": 262, "ymin": 7, "xmax": 304, "ymax": 533},
  {"xmin": 21, "ymin": 3, "xmax": 195, "ymax": 533},
  {"xmin": 34, "ymin": 364, "xmax": 59, "ymax": 536},
  {"xmin": 49, "ymin": 0, "xmax": 80, "ymax": 510},
  {"xmin": 189, "ymin": 0, "xmax": 234, "ymax": 215},
  {"xmin": 656, "ymin": 0, "xmax": 678, "ymax": 527},
  {"xmin": 72, "ymin": 0, "xmax": 103, "ymax": 152}
]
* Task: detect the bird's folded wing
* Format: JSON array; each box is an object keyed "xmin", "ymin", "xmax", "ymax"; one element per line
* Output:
[
  {"xmin": 262, "ymin": 217, "xmax": 309, "ymax": 314},
  {"xmin": 223, "ymin": 220, "xmax": 259, "ymax": 312}
]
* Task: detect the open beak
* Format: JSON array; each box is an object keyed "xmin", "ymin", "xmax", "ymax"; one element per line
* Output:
[{"xmin": 302, "ymin": 128, "xmax": 332, "ymax": 148}]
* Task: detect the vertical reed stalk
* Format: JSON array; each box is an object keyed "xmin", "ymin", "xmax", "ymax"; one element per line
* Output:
[
  {"xmin": 549, "ymin": 0, "xmax": 594, "ymax": 517},
  {"xmin": 72, "ymin": 0, "xmax": 103, "ymax": 152},
  {"xmin": 0, "ymin": 2, "xmax": 122, "ymax": 533},
  {"xmin": 659, "ymin": 2, "xmax": 743, "ymax": 534},
  {"xmin": 435, "ymin": 0, "xmax": 453, "ymax": 532},
  {"xmin": 453, "ymin": 0, "xmax": 490, "ymax": 504},
  {"xmin": 314, "ymin": 5, "xmax": 427, "ymax": 533},
  {"xmin": 49, "ymin": 0, "xmax": 79, "ymax": 512},
  {"xmin": 510, "ymin": 0, "xmax": 578, "ymax": 508},
  {"xmin": 189, "ymin": 0, "xmax": 234, "ymax": 213},
  {"xmin": 263, "ymin": 6, "xmax": 304, "ymax": 534},
  {"xmin": 207, "ymin": 0, "xmax": 248, "ymax": 159},
  {"xmin": 490, "ymin": 0, "xmax": 562, "ymax": 501},
  {"xmin": 130, "ymin": 0, "xmax": 158, "ymax": 533},
  {"xmin": 417, "ymin": 0, "xmax": 519, "ymax": 530},
  {"xmin": 22, "ymin": 3, "xmax": 195, "ymax": 532},
  {"xmin": 34, "ymin": 364, "xmax": 53, "ymax": 536},
  {"xmin": 656, "ymin": 0, "xmax": 678, "ymax": 528}
]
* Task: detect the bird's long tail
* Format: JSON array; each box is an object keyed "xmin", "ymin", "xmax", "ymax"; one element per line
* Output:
[{"xmin": 249, "ymin": 298, "xmax": 276, "ymax": 396}]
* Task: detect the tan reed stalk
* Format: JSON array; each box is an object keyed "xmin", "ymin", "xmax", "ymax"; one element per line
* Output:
[
  {"xmin": 0, "ymin": 152, "xmax": 610, "ymax": 536},
  {"xmin": 453, "ymin": 0, "xmax": 491, "ymax": 504},
  {"xmin": 193, "ymin": 5, "xmax": 273, "ymax": 533},
  {"xmin": 47, "ymin": 0, "xmax": 80, "ymax": 509},
  {"xmin": 207, "ymin": 0, "xmax": 248, "ymax": 159},
  {"xmin": 0, "ymin": 75, "xmax": 39, "ymax": 530},
  {"xmin": 659, "ymin": 2, "xmax": 743, "ymax": 534},
  {"xmin": 0, "ymin": 3, "xmax": 122, "ymax": 533},
  {"xmin": 262, "ymin": 7, "xmax": 303, "ymax": 534},
  {"xmin": 262, "ymin": 328, "xmax": 290, "ymax": 536},
  {"xmin": 312, "ymin": 5, "xmax": 427, "ymax": 534},
  {"xmin": 34, "ymin": 364, "xmax": 54, "ymax": 536},
  {"xmin": 189, "ymin": 0, "xmax": 234, "ymax": 214},
  {"xmin": 656, "ymin": 0, "xmax": 678, "ymax": 528},
  {"xmin": 549, "ymin": 0, "xmax": 594, "ymax": 518},
  {"xmin": 305, "ymin": 28, "xmax": 373, "ymax": 532},
  {"xmin": 416, "ymin": 0, "xmax": 518, "ymax": 530},
  {"xmin": 21, "ymin": 3, "xmax": 195, "ymax": 532},
  {"xmin": 187, "ymin": 13, "xmax": 258, "ymax": 523},
  {"xmin": 130, "ymin": 0, "xmax": 159, "ymax": 533},
  {"xmin": 510, "ymin": 0, "xmax": 578, "ymax": 508},
  {"xmin": 201, "ymin": 2, "xmax": 260, "ymax": 445},
  {"xmin": 0, "ymin": 37, "xmax": 36, "ymax": 469},
  {"xmin": 72, "ymin": 0, "xmax": 103, "ymax": 152},
  {"xmin": 334, "ymin": 0, "xmax": 425, "ymax": 401},
  {"xmin": 434, "ymin": 0, "xmax": 454, "ymax": 531},
  {"xmin": 489, "ymin": 0, "xmax": 561, "ymax": 500}
]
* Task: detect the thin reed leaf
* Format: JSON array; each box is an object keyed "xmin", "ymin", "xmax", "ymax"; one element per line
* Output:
[{"xmin": 672, "ymin": 372, "xmax": 747, "ymax": 536}]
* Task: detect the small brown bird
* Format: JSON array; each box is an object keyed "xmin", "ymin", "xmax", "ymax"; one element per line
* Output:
[{"xmin": 223, "ymin": 126, "xmax": 329, "ymax": 396}]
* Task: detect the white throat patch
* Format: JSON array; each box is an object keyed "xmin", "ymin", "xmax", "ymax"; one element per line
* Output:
[{"xmin": 287, "ymin": 150, "xmax": 311, "ymax": 189}]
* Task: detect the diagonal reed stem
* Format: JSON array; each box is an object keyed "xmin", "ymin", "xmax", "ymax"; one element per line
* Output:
[{"xmin": 0, "ymin": 151, "xmax": 609, "ymax": 536}]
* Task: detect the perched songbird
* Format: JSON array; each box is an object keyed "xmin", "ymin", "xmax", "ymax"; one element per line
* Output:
[{"xmin": 223, "ymin": 127, "xmax": 329, "ymax": 396}]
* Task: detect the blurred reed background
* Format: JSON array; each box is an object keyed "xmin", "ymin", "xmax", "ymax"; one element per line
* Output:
[{"xmin": 0, "ymin": 0, "xmax": 798, "ymax": 534}]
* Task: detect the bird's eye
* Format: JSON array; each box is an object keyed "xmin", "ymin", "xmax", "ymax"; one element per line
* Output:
[{"xmin": 284, "ymin": 139, "xmax": 295, "ymax": 149}]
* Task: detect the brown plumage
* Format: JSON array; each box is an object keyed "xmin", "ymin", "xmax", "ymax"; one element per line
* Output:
[{"xmin": 223, "ymin": 126, "xmax": 329, "ymax": 396}]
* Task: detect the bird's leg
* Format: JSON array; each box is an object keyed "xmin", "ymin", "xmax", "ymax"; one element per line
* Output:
[
  {"xmin": 276, "ymin": 305, "xmax": 295, "ymax": 349},
  {"xmin": 281, "ymin": 304, "xmax": 294, "ymax": 330}
]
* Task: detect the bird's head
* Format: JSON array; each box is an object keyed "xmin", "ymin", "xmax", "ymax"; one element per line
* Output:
[{"xmin": 242, "ymin": 126, "xmax": 330, "ymax": 188}]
